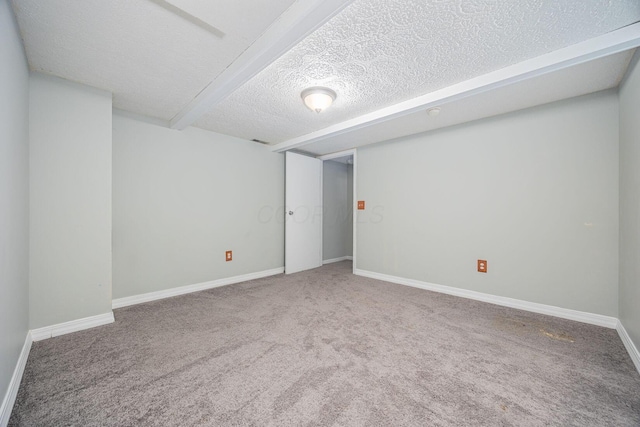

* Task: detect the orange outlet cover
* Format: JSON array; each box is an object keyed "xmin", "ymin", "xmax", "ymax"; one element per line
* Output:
[
  {"xmin": 358, "ymin": 201, "xmax": 365, "ymax": 210},
  {"xmin": 477, "ymin": 260, "xmax": 487, "ymax": 273},
  {"xmin": 226, "ymin": 251, "xmax": 232, "ymax": 262}
]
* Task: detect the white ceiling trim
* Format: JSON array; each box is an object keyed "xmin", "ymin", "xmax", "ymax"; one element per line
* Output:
[
  {"xmin": 170, "ymin": 0, "xmax": 354, "ymax": 130},
  {"xmin": 317, "ymin": 149, "xmax": 356, "ymax": 161},
  {"xmin": 271, "ymin": 22, "xmax": 640, "ymax": 153}
]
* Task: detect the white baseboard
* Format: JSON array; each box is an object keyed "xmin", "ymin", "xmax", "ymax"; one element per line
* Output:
[
  {"xmin": 112, "ymin": 267, "xmax": 285, "ymax": 309},
  {"xmin": 617, "ymin": 320, "xmax": 640, "ymax": 374},
  {"xmin": 0, "ymin": 332, "xmax": 32, "ymax": 427},
  {"xmin": 323, "ymin": 256, "xmax": 353, "ymax": 264},
  {"xmin": 354, "ymin": 269, "xmax": 618, "ymax": 329},
  {"xmin": 30, "ymin": 312, "xmax": 115, "ymax": 342}
]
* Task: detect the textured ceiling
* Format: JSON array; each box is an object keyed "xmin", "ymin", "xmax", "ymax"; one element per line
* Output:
[
  {"xmin": 300, "ymin": 50, "xmax": 634, "ymax": 156},
  {"xmin": 11, "ymin": 0, "xmax": 640, "ymax": 153},
  {"xmin": 196, "ymin": 0, "xmax": 640, "ymax": 144},
  {"xmin": 12, "ymin": 0, "xmax": 296, "ymax": 120}
]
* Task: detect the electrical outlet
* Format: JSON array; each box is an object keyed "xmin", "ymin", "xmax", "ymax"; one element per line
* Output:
[
  {"xmin": 226, "ymin": 250, "xmax": 232, "ymax": 262},
  {"xmin": 477, "ymin": 260, "xmax": 487, "ymax": 273},
  {"xmin": 357, "ymin": 200, "xmax": 365, "ymax": 210}
]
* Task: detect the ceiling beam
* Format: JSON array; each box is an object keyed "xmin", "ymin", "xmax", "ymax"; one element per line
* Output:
[
  {"xmin": 148, "ymin": 0, "xmax": 226, "ymax": 39},
  {"xmin": 271, "ymin": 22, "xmax": 640, "ymax": 153},
  {"xmin": 170, "ymin": 0, "xmax": 354, "ymax": 130}
]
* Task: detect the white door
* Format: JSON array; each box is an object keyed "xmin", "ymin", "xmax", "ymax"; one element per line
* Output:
[{"xmin": 285, "ymin": 152, "xmax": 322, "ymax": 274}]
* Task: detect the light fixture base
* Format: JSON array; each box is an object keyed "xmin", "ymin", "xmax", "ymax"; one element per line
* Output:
[{"xmin": 301, "ymin": 87, "xmax": 337, "ymax": 113}]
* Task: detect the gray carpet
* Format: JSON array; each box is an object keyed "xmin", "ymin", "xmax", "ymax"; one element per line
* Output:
[{"xmin": 9, "ymin": 261, "xmax": 640, "ymax": 426}]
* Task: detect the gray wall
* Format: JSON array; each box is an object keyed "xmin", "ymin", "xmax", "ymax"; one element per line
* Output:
[
  {"xmin": 357, "ymin": 90, "xmax": 619, "ymax": 316},
  {"xmin": 323, "ymin": 161, "xmax": 352, "ymax": 261},
  {"xmin": 0, "ymin": 0, "xmax": 30, "ymax": 409},
  {"xmin": 112, "ymin": 114, "xmax": 284, "ymax": 299},
  {"xmin": 29, "ymin": 73, "xmax": 113, "ymax": 329},
  {"xmin": 619, "ymin": 50, "xmax": 640, "ymax": 348}
]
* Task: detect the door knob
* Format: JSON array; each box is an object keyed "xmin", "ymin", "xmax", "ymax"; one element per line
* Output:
[{"xmin": 288, "ymin": 211, "xmax": 294, "ymax": 215}]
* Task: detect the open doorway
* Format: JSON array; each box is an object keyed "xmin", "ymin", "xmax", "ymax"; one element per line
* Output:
[
  {"xmin": 319, "ymin": 150, "xmax": 356, "ymax": 272},
  {"xmin": 284, "ymin": 149, "xmax": 356, "ymax": 275}
]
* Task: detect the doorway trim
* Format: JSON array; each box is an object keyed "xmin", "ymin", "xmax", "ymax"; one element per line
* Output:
[{"xmin": 317, "ymin": 149, "xmax": 357, "ymax": 273}]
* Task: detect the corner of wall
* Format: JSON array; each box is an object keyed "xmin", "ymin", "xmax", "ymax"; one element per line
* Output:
[
  {"xmin": 28, "ymin": 72, "xmax": 113, "ymax": 330},
  {"xmin": 618, "ymin": 47, "xmax": 640, "ymax": 363}
]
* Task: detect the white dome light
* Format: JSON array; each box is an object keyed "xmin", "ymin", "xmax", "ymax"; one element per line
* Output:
[
  {"xmin": 427, "ymin": 107, "xmax": 441, "ymax": 117},
  {"xmin": 301, "ymin": 87, "xmax": 336, "ymax": 113}
]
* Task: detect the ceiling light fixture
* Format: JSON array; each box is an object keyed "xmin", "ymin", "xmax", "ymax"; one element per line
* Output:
[
  {"xmin": 301, "ymin": 87, "xmax": 336, "ymax": 113},
  {"xmin": 426, "ymin": 107, "xmax": 441, "ymax": 117}
]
